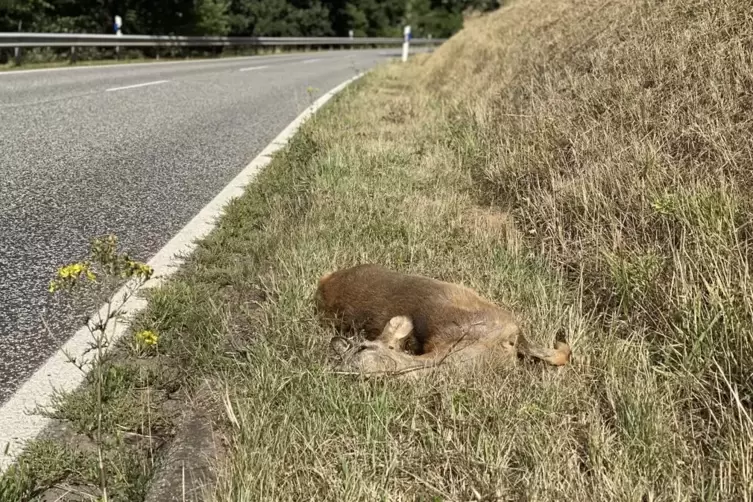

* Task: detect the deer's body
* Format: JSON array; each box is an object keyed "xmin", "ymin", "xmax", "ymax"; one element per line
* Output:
[{"xmin": 315, "ymin": 264, "xmax": 570, "ymax": 376}]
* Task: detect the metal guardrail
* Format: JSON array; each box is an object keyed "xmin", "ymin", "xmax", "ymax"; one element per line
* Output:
[{"xmin": 0, "ymin": 32, "xmax": 445, "ymax": 49}]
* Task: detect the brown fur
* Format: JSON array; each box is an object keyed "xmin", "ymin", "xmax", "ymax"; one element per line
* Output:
[{"xmin": 315, "ymin": 264, "xmax": 571, "ymax": 376}]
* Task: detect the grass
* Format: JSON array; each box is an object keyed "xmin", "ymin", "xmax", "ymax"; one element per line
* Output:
[
  {"xmin": 421, "ymin": 0, "xmax": 753, "ymax": 497},
  {"xmin": 3, "ymin": 0, "xmax": 753, "ymax": 500},
  {"xmin": 172, "ymin": 70, "xmax": 592, "ymax": 500}
]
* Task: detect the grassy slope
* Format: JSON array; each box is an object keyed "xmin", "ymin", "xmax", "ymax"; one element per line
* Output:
[
  {"xmin": 3, "ymin": 0, "xmax": 752, "ymax": 500},
  {"xmin": 421, "ymin": 0, "xmax": 753, "ymax": 496}
]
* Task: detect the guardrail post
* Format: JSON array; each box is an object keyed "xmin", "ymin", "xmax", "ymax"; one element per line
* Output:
[
  {"xmin": 70, "ymin": 46, "xmax": 77, "ymax": 64},
  {"xmin": 14, "ymin": 46, "xmax": 21, "ymax": 66}
]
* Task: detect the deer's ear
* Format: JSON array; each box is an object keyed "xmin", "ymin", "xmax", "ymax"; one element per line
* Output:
[{"xmin": 330, "ymin": 336, "xmax": 352, "ymax": 357}]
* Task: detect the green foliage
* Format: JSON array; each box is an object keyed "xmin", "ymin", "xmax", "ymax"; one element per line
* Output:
[
  {"xmin": 408, "ymin": 0, "xmax": 464, "ymax": 38},
  {"xmin": 0, "ymin": 0, "xmax": 501, "ymax": 38},
  {"xmin": 194, "ymin": 0, "xmax": 231, "ymax": 35},
  {"xmin": 0, "ymin": 0, "xmax": 52, "ymax": 32}
]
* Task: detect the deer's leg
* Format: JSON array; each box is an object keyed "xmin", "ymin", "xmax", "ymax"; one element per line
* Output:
[{"xmin": 378, "ymin": 315, "xmax": 414, "ymax": 351}]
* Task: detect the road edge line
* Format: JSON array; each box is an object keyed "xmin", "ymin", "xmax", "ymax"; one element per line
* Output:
[{"xmin": 0, "ymin": 70, "xmax": 366, "ymax": 473}]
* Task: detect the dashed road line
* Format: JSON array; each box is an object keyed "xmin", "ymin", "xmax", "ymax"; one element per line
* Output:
[
  {"xmin": 239, "ymin": 65, "xmax": 269, "ymax": 72},
  {"xmin": 106, "ymin": 80, "xmax": 169, "ymax": 92}
]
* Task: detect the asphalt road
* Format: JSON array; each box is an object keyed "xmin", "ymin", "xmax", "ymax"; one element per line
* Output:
[{"xmin": 0, "ymin": 48, "xmax": 404, "ymax": 403}]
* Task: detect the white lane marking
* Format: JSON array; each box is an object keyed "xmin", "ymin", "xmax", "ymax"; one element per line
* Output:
[
  {"xmin": 0, "ymin": 70, "xmax": 366, "ymax": 474},
  {"xmin": 239, "ymin": 65, "xmax": 269, "ymax": 72},
  {"xmin": 106, "ymin": 79, "xmax": 169, "ymax": 92},
  {"xmin": 303, "ymin": 58, "xmax": 321, "ymax": 64}
]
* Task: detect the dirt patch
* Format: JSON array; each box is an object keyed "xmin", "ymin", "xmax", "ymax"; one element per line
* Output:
[{"xmin": 144, "ymin": 383, "xmax": 225, "ymax": 502}]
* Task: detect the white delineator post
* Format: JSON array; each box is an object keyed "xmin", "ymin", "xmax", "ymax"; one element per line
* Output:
[
  {"xmin": 114, "ymin": 15, "xmax": 123, "ymax": 59},
  {"xmin": 402, "ymin": 25, "xmax": 411, "ymax": 63}
]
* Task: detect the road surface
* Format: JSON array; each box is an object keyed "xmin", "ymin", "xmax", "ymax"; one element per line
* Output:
[{"xmin": 0, "ymin": 48, "xmax": 405, "ymax": 403}]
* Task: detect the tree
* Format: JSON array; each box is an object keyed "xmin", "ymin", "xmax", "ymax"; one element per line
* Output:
[
  {"xmin": 243, "ymin": 0, "xmax": 296, "ymax": 36},
  {"xmin": 289, "ymin": 1, "xmax": 332, "ymax": 36},
  {"xmin": 343, "ymin": 2, "xmax": 368, "ymax": 36},
  {"xmin": 194, "ymin": 0, "xmax": 230, "ymax": 35},
  {"xmin": 0, "ymin": 0, "xmax": 497, "ymax": 41},
  {"xmin": 0, "ymin": 0, "xmax": 53, "ymax": 32}
]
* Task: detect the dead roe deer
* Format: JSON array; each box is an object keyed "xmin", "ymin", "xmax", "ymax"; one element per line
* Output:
[{"xmin": 315, "ymin": 264, "xmax": 571, "ymax": 377}]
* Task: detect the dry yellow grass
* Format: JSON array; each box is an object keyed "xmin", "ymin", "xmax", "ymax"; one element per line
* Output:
[{"xmin": 422, "ymin": 0, "xmax": 753, "ymax": 497}]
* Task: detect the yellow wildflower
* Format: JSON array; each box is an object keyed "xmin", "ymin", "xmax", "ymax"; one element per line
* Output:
[
  {"xmin": 130, "ymin": 260, "xmax": 153, "ymax": 279},
  {"xmin": 135, "ymin": 329, "xmax": 159, "ymax": 347},
  {"xmin": 58, "ymin": 263, "xmax": 81, "ymax": 279},
  {"xmin": 49, "ymin": 261, "xmax": 96, "ymax": 294}
]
